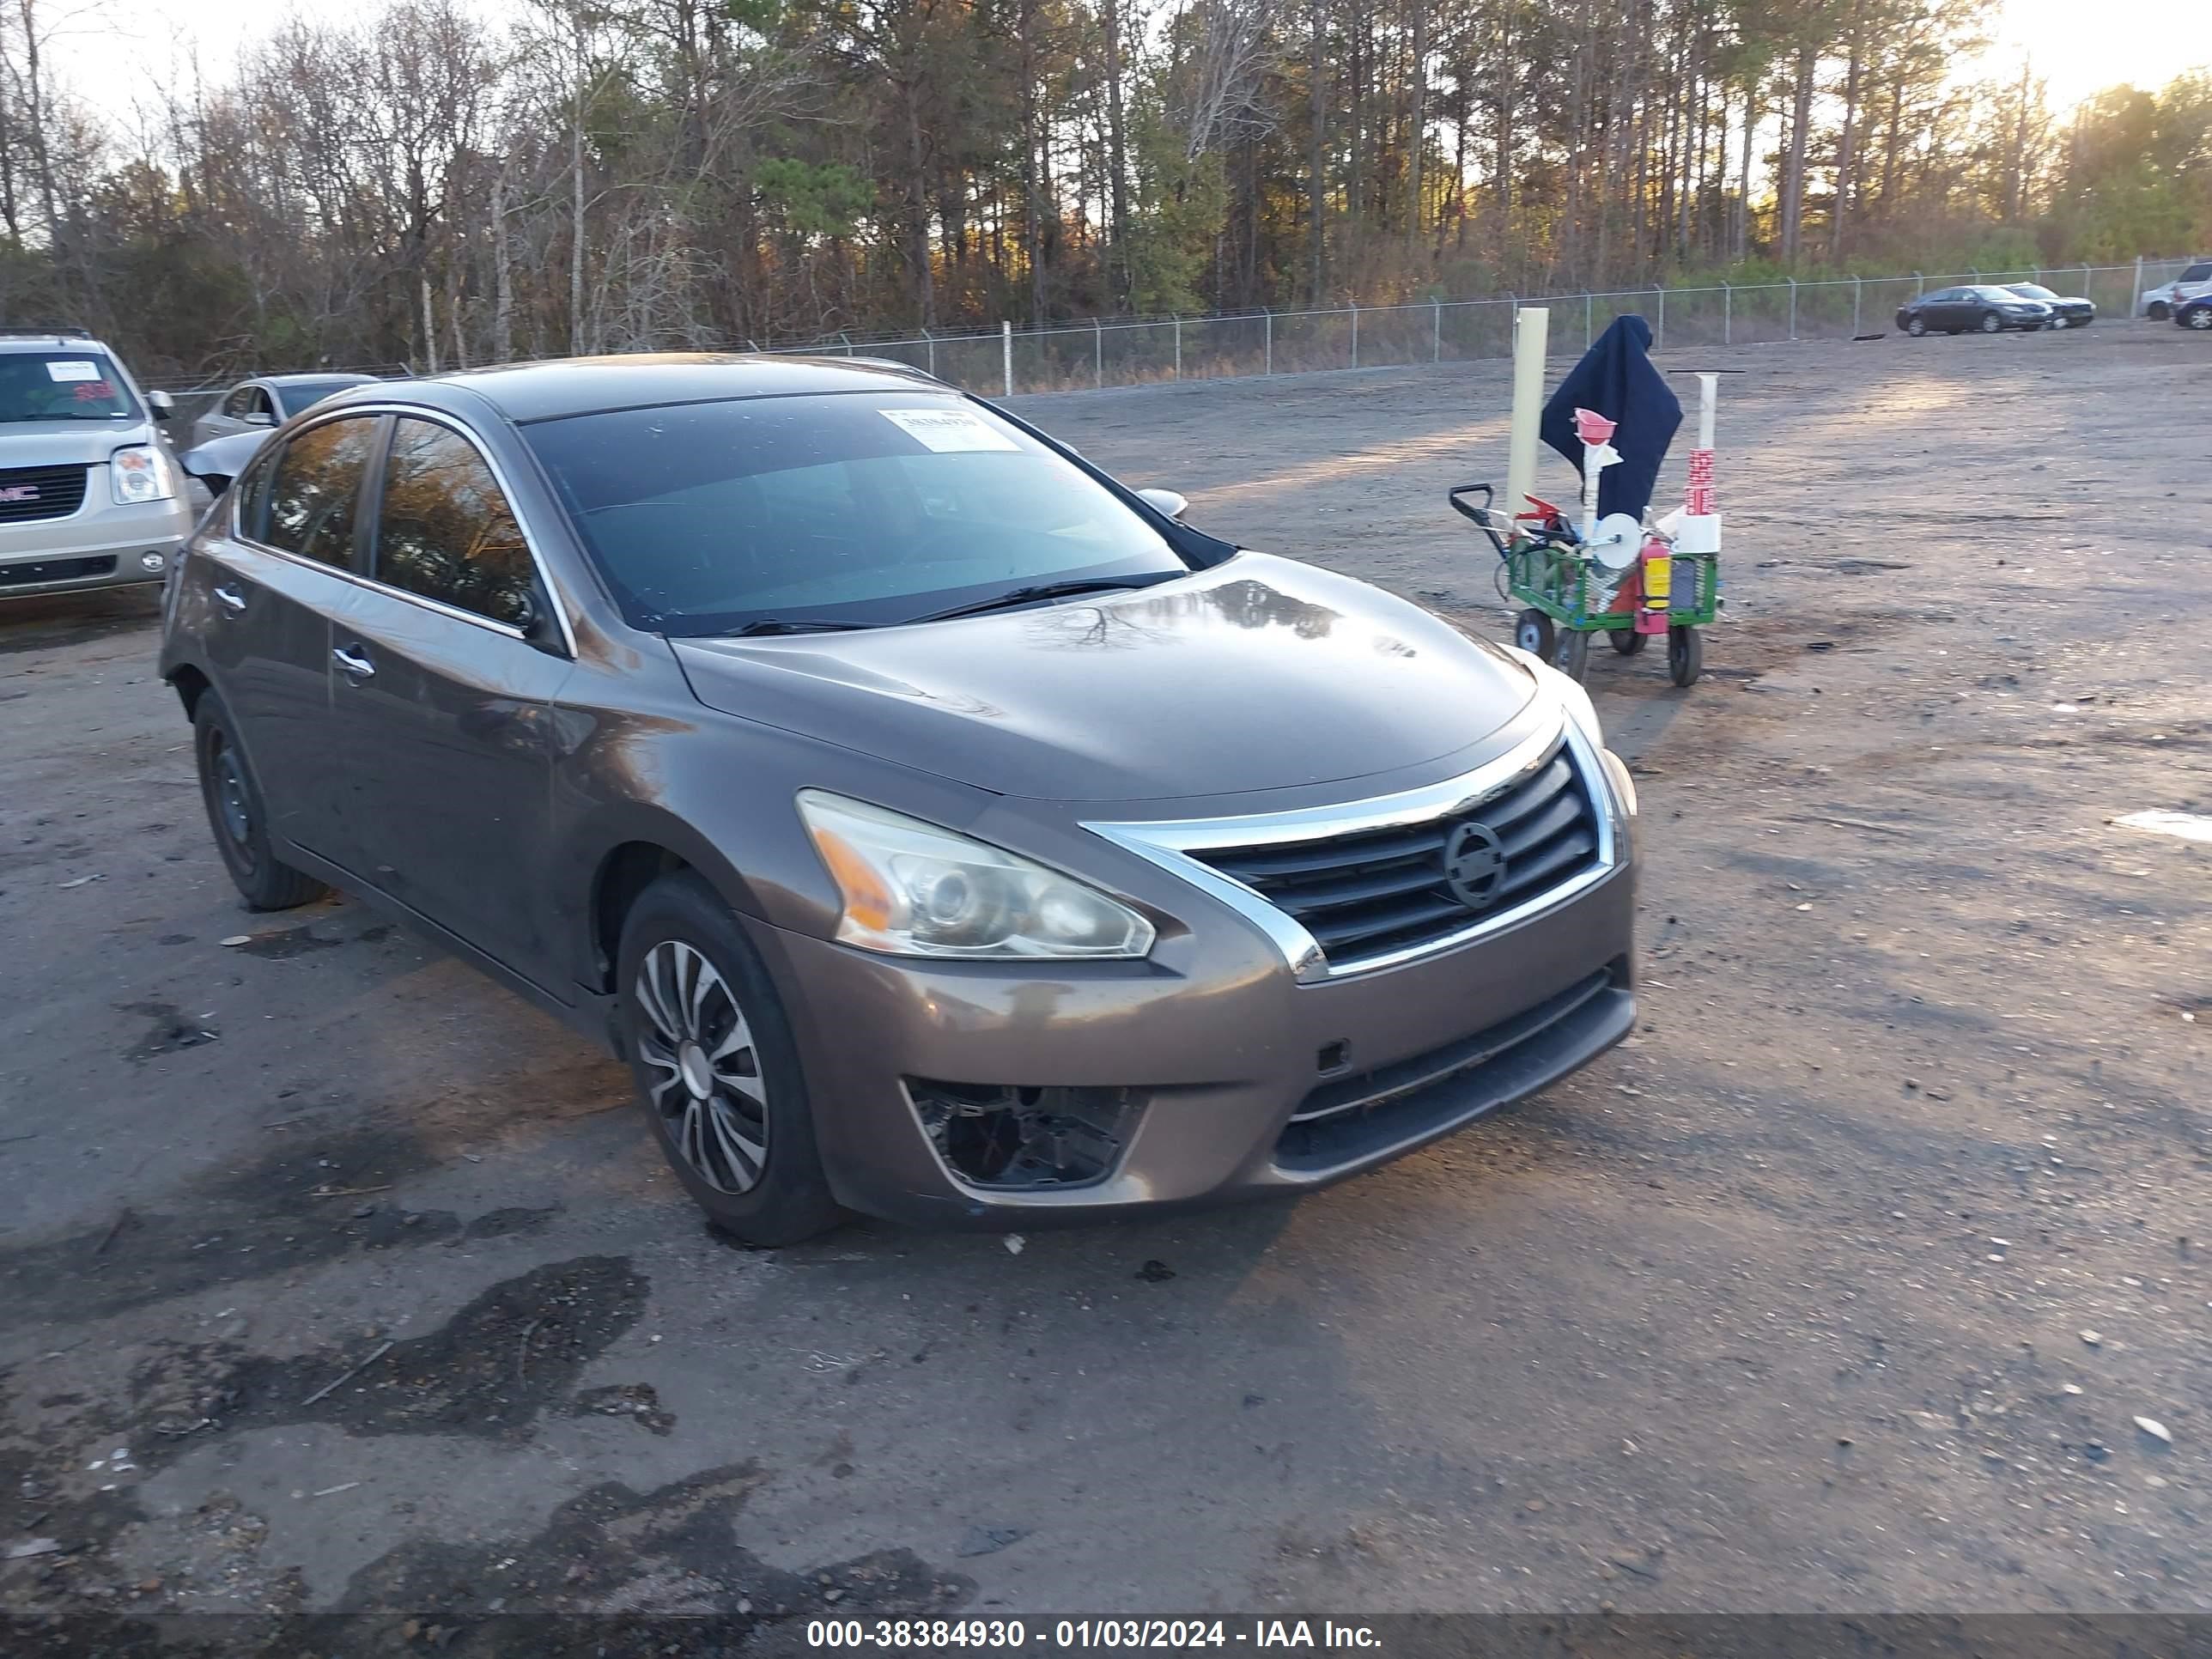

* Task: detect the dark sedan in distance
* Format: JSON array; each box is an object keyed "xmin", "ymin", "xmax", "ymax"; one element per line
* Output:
[
  {"xmin": 1895, "ymin": 285, "xmax": 2052, "ymax": 335},
  {"xmin": 2174, "ymin": 292, "xmax": 2212, "ymax": 330},
  {"xmin": 159, "ymin": 356, "xmax": 1638, "ymax": 1243},
  {"xmin": 2005, "ymin": 283, "xmax": 2094, "ymax": 328}
]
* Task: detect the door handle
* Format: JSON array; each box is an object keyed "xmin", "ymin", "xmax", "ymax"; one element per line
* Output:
[
  {"xmin": 212, "ymin": 584, "xmax": 246, "ymax": 614},
  {"xmin": 332, "ymin": 644, "xmax": 376, "ymax": 680}
]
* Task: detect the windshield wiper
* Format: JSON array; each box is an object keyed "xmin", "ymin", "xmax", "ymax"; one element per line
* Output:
[
  {"xmin": 727, "ymin": 617, "xmax": 878, "ymax": 637},
  {"xmin": 906, "ymin": 572, "xmax": 1182, "ymax": 626}
]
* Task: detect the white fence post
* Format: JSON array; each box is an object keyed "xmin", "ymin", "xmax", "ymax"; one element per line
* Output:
[
  {"xmin": 1787, "ymin": 276, "xmax": 1797, "ymax": 341},
  {"xmin": 1583, "ymin": 291, "xmax": 1593, "ymax": 348},
  {"xmin": 1350, "ymin": 301, "xmax": 1360, "ymax": 368},
  {"xmin": 1433, "ymin": 298, "xmax": 1442, "ymax": 362},
  {"xmin": 1093, "ymin": 318, "xmax": 1103, "ymax": 389},
  {"xmin": 1263, "ymin": 308, "xmax": 1273, "ymax": 376},
  {"xmin": 1914, "ymin": 270, "xmax": 1924, "ymax": 295},
  {"xmin": 922, "ymin": 326, "xmax": 935, "ymax": 379},
  {"xmin": 1000, "ymin": 320, "xmax": 1012, "ymax": 397},
  {"xmin": 1722, "ymin": 282, "xmax": 1731, "ymax": 345},
  {"xmin": 1653, "ymin": 285, "xmax": 1664, "ymax": 350},
  {"xmin": 2134, "ymin": 254, "xmax": 2143, "ymax": 309},
  {"xmin": 1852, "ymin": 275, "xmax": 1862, "ymax": 337},
  {"xmin": 1173, "ymin": 315, "xmax": 1182, "ymax": 380}
]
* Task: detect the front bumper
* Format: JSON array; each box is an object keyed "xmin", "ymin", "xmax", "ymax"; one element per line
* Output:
[
  {"xmin": 756, "ymin": 768, "xmax": 1637, "ymax": 1226},
  {"xmin": 0, "ymin": 495, "xmax": 195, "ymax": 599}
]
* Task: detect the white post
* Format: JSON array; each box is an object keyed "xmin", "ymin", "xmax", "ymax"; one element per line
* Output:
[
  {"xmin": 1584, "ymin": 291, "xmax": 1594, "ymax": 348},
  {"xmin": 1504, "ymin": 306, "xmax": 1549, "ymax": 520},
  {"xmin": 1852, "ymin": 275, "xmax": 1862, "ymax": 336},
  {"xmin": 1787, "ymin": 276, "xmax": 1797, "ymax": 340},
  {"xmin": 1915, "ymin": 270, "xmax": 1924, "ymax": 295},
  {"xmin": 1350, "ymin": 301, "xmax": 1360, "ymax": 368},
  {"xmin": 922, "ymin": 327, "xmax": 935, "ymax": 378},
  {"xmin": 1173, "ymin": 316, "xmax": 1182, "ymax": 380},
  {"xmin": 2134, "ymin": 254, "xmax": 2143, "ymax": 310},
  {"xmin": 1697, "ymin": 373, "xmax": 1718, "ymax": 449},
  {"xmin": 1722, "ymin": 281, "xmax": 1731, "ymax": 345},
  {"xmin": 1263, "ymin": 308, "xmax": 1273, "ymax": 376},
  {"xmin": 1093, "ymin": 318, "xmax": 1103, "ymax": 389},
  {"xmin": 1433, "ymin": 298, "xmax": 1442, "ymax": 362},
  {"xmin": 1000, "ymin": 320, "xmax": 1012, "ymax": 397},
  {"xmin": 1654, "ymin": 285, "xmax": 1664, "ymax": 351}
]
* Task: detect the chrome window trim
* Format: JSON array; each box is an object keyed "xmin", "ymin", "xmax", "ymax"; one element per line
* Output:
[
  {"xmin": 1083, "ymin": 714, "xmax": 1618, "ymax": 984},
  {"xmin": 228, "ymin": 402, "xmax": 579, "ymax": 659}
]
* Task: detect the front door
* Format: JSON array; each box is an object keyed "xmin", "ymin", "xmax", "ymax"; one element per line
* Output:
[
  {"xmin": 187, "ymin": 412, "xmax": 384, "ymax": 861},
  {"xmin": 324, "ymin": 414, "xmax": 574, "ymax": 988}
]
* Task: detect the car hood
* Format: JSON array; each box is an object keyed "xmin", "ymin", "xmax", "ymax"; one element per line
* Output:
[
  {"xmin": 0, "ymin": 421, "xmax": 156, "ymax": 465},
  {"xmin": 672, "ymin": 553, "xmax": 1539, "ymax": 802}
]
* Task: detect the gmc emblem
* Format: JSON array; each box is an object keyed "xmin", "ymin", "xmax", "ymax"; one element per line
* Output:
[{"xmin": 0, "ymin": 485, "xmax": 39, "ymax": 502}]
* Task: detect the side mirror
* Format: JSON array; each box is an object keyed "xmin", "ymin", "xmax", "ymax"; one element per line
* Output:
[
  {"xmin": 148, "ymin": 389, "xmax": 174, "ymax": 422},
  {"xmin": 1136, "ymin": 487, "xmax": 1188, "ymax": 522},
  {"xmin": 244, "ymin": 409, "xmax": 276, "ymax": 428}
]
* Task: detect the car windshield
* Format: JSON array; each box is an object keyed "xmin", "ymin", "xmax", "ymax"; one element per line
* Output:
[
  {"xmin": 272, "ymin": 378, "xmax": 369, "ymax": 417},
  {"xmin": 2008, "ymin": 284, "xmax": 2057, "ymax": 300},
  {"xmin": 0, "ymin": 351, "xmax": 138, "ymax": 422},
  {"xmin": 1972, "ymin": 286, "xmax": 2027, "ymax": 301},
  {"xmin": 522, "ymin": 392, "xmax": 1193, "ymax": 635}
]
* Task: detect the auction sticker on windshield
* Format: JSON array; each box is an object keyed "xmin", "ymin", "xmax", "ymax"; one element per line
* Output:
[
  {"xmin": 46, "ymin": 360, "xmax": 101, "ymax": 381},
  {"xmin": 881, "ymin": 407, "xmax": 1020, "ymax": 453}
]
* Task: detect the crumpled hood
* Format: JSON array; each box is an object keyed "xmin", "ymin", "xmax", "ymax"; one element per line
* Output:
[
  {"xmin": 672, "ymin": 553, "xmax": 1537, "ymax": 802},
  {"xmin": 0, "ymin": 421, "xmax": 156, "ymax": 467}
]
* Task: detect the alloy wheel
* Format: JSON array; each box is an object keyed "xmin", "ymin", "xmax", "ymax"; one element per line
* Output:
[{"xmin": 634, "ymin": 939, "xmax": 769, "ymax": 1194}]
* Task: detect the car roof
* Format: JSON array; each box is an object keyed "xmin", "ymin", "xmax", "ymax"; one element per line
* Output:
[
  {"xmin": 414, "ymin": 352, "xmax": 951, "ymax": 424},
  {"xmin": 258, "ymin": 372, "xmax": 379, "ymax": 387},
  {"xmin": 0, "ymin": 331, "xmax": 108, "ymax": 352}
]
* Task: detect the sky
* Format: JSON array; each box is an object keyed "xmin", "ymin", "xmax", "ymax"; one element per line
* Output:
[{"xmin": 53, "ymin": 0, "xmax": 2212, "ymax": 133}]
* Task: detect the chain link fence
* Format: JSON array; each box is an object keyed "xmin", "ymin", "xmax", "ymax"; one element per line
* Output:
[{"xmin": 781, "ymin": 256, "xmax": 2208, "ymax": 398}]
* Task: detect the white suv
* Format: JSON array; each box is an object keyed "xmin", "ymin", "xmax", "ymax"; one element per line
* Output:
[
  {"xmin": 2139, "ymin": 262, "xmax": 2212, "ymax": 320},
  {"xmin": 0, "ymin": 328, "xmax": 194, "ymax": 600}
]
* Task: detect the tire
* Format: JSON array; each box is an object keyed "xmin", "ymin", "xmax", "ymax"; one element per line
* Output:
[
  {"xmin": 1668, "ymin": 625, "xmax": 1703, "ymax": 689},
  {"xmin": 1514, "ymin": 608, "xmax": 1555, "ymax": 660},
  {"xmin": 2148, "ymin": 302, "xmax": 2170, "ymax": 321},
  {"xmin": 1906, "ymin": 316, "xmax": 1927, "ymax": 337},
  {"xmin": 1553, "ymin": 628, "xmax": 1590, "ymax": 682},
  {"xmin": 192, "ymin": 690, "xmax": 328, "ymax": 911},
  {"xmin": 1979, "ymin": 312, "xmax": 2003, "ymax": 333},
  {"xmin": 2049, "ymin": 314, "xmax": 2067, "ymax": 330},
  {"xmin": 2190, "ymin": 309, "xmax": 2212, "ymax": 331},
  {"xmin": 1607, "ymin": 626, "xmax": 1648, "ymax": 655},
  {"xmin": 616, "ymin": 871, "xmax": 844, "ymax": 1246}
]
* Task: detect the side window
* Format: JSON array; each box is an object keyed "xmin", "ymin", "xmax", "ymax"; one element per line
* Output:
[
  {"xmin": 222, "ymin": 385, "xmax": 254, "ymax": 419},
  {"xmin": 373, "ymin": 416, "xmax": 539, "ymax": 629},
  {"xmin": 2185, "ymin": 264, "xmax": 2212, "ymax": 283},
  {"xmin": 261, "ymin": 416, "xmax": 380, "ymax": 568},
  {"xmin": 249, "ymin": 386, "xmax": 276, "ymax": 423}
]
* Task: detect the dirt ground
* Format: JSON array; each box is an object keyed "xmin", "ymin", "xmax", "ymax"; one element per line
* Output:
[{"xmin": 2, "ymin": 323, "xmax": 2208, "ymax": 1650}]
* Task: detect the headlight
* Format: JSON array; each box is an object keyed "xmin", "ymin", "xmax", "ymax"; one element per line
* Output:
[
  {"xmin": 111, "ymin": 444, "xmax": 176, "ymax": 505},
  {"xmin": 797, "ymin": 791, "xmax": 1155, "ymax": 960}
]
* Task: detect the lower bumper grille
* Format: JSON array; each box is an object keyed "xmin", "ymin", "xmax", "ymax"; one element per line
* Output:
[
  {"xmin": 0, "ymin": 553, "xmax": 115, "ymax": 588},
  {"xmin": 1274, "ymin": 965, "xmax": 1628, "ymax": 1173},
  {"xmin": 1190, "ymin": 739, "xmax": 1602, "ymax": 969}
]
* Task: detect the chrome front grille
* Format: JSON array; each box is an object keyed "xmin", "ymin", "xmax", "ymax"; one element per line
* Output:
[
  {"xmin": 0, "ymin": 463, "xmax": 88, "ymax": 524},
  {"xmin": 1084, "ymin": 718, "xmax": 1620, "ymax": 982}
]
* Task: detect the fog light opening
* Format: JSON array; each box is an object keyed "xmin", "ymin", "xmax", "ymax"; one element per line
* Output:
[
  {"xmin": 908, "ymin": 1080, "xmax": 1139, "ymax": 1191},
  {"xmin": 138, "ymin": 551, "xmax": 166, "ymax": 571}
]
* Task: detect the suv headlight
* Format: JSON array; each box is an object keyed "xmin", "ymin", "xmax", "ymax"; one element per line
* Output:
[
  {"xmin": 1504, "ymin": 645, "xmax": 1632, "ymax": 815},
  {"xmin": 111, "ymin": 444, "xmax": 176, "ymax": 505},
  {"xmin": 797, "ymin": 791, "xmax": 1156, "ymax": 960}
]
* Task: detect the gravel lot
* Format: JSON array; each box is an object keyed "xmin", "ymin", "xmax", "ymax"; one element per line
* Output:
[{"xmin": 2, "ymin": 323, "xmax": 2208, "ymax": 1644}]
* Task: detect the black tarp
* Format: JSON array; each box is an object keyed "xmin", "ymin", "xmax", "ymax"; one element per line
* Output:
[{"xmin": 1539, "ymin": 314, "xmax": 1680, "ymax": 523}]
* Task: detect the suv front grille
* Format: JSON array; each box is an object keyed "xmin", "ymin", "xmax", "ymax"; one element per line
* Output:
[
  {"xmin": 1188, "ymin": 739, "xmax": 1601, "ymax": 969},
  {"xmin": 0, "ymin": 463, "xmax": 88, "ymax": 523}
]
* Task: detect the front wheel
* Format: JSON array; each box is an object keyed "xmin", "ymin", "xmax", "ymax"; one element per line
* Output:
[
  {"xmin": 1979, "ymin": 312, "xmax": 2003, "ymax": 333},
  {"xmin": 192, "ymin": 690, "xmax": 328, "ymax": 911},
  {"xmin": 1906, "ymin": 316, "xmax": 1928, "ymax": 337},
  {"xmin": 2148, "ymin": 302, "xmax": 2170, "ymax": 320},
  {"xmin": 2190, "ymin": 308, "xmax": 2212, "ymax": 331},
  {"xmin": 617, "ymin": 872, "xmax": 844, "ymax": 1246},
  {"xmin": 1553, "ymin": 628, "xmax": 1590, "ymax": 682},
  {"xmin": 1608, "ymin": 626, "xmax": 1648, "ymax": 655},
  {"xmin": 1514, "ymin": 608, "xmax": 1555, "ymax": 660},
  {"xmin": 2049, "ymin": 314, "xmax": 2068, "ymax": 330},
  {"xmin": 1668, "ymin": 625, "xmax": 1703, "ymax": 688}
]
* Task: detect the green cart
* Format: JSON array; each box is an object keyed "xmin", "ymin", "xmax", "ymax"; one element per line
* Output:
[{"xmin": 1448, "ymin": 483, "xmax": 1718, "ymax": 687}]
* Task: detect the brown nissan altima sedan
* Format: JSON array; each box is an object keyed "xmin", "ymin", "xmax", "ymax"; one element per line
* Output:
[{"xmin": 158, "ymin": 356, "xmax": 1638, "ymax": 1243}]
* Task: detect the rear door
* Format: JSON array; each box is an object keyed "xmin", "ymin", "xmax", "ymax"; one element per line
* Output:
[
  {"xmin": 185, "ymin": 412, "xmax": 385, "ymax": 860},
  {"xmin": 323, "ymin": 412, "xmax": 574, "ymax": 987}
]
